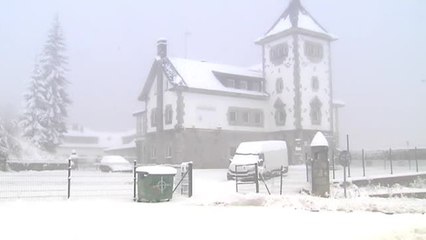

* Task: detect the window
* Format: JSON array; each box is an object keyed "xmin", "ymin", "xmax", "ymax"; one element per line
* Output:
[
  {"xmin": 249, "ymin": 81, "xmax": 261, "ymax": 92},
  {"xmin": 165, "ymin": 105, "xmax": 173, "ymax": 125},
  {"xmin": 274, "ymin": 98, "xmax": 286, "ymax": 126},
  {"xmin": 166, "ymin": 145, "xmax": 172, "ymax": 158},
  {"xmin": 310, "ymin": 97, "xmax": 322, "ymax": 125},
  {"xmin": 275, "ymin": 109, "xmax": 286, "ymax": 126},
  {"xmin": 136, "ymin": 115, "xmax": 142, "ymax": 134},
  {"xmin": 312, "ymin": 76, "xmax": 319, "ymax": 91},
  {"xmin": 270, "ymin": 43, "xmax": 289, "ymax": 65},
  {"xmin": 276, "ymin": 78, "xmax": 284, "ymax": 93},
  {"xmin": 150, "ymin": 108, "xmax": 157, "ymax": 127},
  {"xmin": 242, "ymin": 111, "xmax": 249, "ymax": 123},
  {"xmin": 227, "ymin": 79, "xmax": 235, "ymax": 88},
  {"xmin": 239, "ymin": 80, "xmax": 248, "ymax": 90},
  {"xmin": 304, "ymin": 41, "xmax": 323, "ymax": 62},
  {"xmin": 228, "ymin": 107, "xmax": 263, "ymax": 127},
  {"xmin": 254, "ymin": 112, "xmax": 261, "ymax": 124},
  {"xmin": 151, "ymin": 147, "xmax": 157, "ymax": 159},
  {"xmin": 229, "ymin": 110, "xmax": 237, "ymax": 123}
]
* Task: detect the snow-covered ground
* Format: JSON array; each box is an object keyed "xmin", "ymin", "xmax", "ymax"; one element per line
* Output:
[{"xmin": 1, "ymin": 165, "xmax": 426, "ymax": 239}]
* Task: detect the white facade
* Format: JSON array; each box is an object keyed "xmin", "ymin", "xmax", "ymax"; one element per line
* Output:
[
  {"xmin": 298, "ymin": 35, "xmax": 332, "ymax": 131},
  {"xmin": 182, "ymin": 92, "xmax": 267, "ymax": 132},
  {"xmin": 263, "ymin": 35, "xmax": 297, "ymax": 132},
  {"xmin": 136, "ymin": 0, "xmax": 339, "ymax": 166}
]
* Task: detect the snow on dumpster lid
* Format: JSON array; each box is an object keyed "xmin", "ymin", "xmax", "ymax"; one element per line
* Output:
[{"xmin": 136, "ymin": 165, "xmax": 177, "ymax": 175}]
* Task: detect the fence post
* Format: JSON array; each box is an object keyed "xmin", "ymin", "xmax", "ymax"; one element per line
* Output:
[
  {"xmin": 280, "ymin": 165, "xmax": 283, "ymax": 195},
  {"xmin": 67, "ymin": 158, "xmax": 71, "ymax": 199},
  {"xmin": 415, "ymin": 147, "xmax": 419, "ymax": 173},
  {"xmin": 408, "ymin": 148, "xmax": 412, "ymax": 171},
  {"xmin": 254, "ymin": 163, "xmax": 259, "ymax": 194},
  {"xmin": 332, "ymin": 150, "xmax": 335, "ymax": 180},
  {"xmin": 235, "ymin": 165, "xmax": 238, "ymax": 193},
  {"xmin": 305, "ymin": 153, "xmax": 309, "ymax": 182},
  {"xmin": 188, "ymin": 162, "xmax": 193, "ymax": 198},
  {"xmin": 384, "ymin": 151, "xmax": 387, "ymax": 170},
  {"xmin": 346, "ymin": 134, "xmax": 351, "ymax": 177},
  {"xmin": 362, "ymin": 149, "xmax": 366, "ymax": 177},
  {"xmin": 133, "ymin": 160, "xmax": 137, "ymax": 202},
  {"xmin": 389, "ymin": 148, "xmax": 393, "ymax": 175},
  {"xmin": 343, "ymin": 164, "xmax": 347, "ymax": 198}
]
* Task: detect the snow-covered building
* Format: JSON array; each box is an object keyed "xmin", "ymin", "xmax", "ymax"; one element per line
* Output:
[
  {"xmin": 57, "ymin": 125, "xmax": 136, "ymax": 161},
  {"xmin": 135, "ymin": 0, "xmax": 341, "ymax": 168}
]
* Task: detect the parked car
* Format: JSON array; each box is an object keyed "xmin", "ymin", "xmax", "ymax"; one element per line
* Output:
[
  {"xmin": 227, "ymin": 141, "xmax": 289, "ymax": 180},
  {"xmin": 99, "ymin": 155, "xmax": 132, "ymax": 172}
]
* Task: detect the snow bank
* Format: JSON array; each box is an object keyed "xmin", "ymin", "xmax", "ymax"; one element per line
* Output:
[
  {"xmin": 186, "ymin": 190, "xmax": 426, "ymax": 214},
  {"xmin": 0, "ymin": 200, "xmax": 424, "ymax": 240}
]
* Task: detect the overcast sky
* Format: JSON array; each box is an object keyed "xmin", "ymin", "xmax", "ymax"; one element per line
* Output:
[{"xmin": 0, "ymin": 0, "xmax": 425, "ymax": 149}]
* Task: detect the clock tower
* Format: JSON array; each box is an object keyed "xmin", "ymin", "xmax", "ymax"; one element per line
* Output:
[{"xmin": 256, "ymin": 0, "xmax": 337, "ymax": 163}]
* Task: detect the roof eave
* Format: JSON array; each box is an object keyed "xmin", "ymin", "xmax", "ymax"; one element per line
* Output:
[
  {"xmin": 183, "ymin": 87, "xmax": 269, "ymax": 100},
  {"xmin": 138, "ymin": 61, "xmax": 159, "ymax": 102},
  {"xmin": 255, "ymin": 28, "xmax": 337, "ymax": 45}
]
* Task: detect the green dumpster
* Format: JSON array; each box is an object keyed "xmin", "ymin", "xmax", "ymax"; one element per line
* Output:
[{"xmin": 136, "ymin": 165, "xmax": 177, "ymax": 202}]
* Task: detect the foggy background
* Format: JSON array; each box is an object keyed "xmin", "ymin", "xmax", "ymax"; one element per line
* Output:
[{"xmin": 0, "ymin": 0, "xmax": 425, "ymax": 150}]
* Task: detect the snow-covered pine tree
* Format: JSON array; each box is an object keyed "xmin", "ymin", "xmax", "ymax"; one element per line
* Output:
[
  {"xmin": 0, "ymin": 117, "xmax": 7, "ymax": 159},
  {"xmin": 21, "ymin": 60, "xmax": 48, "ymax": 148},
  {"xmin": 21, "ymin": 16, "xmax": 70, "ymax": 153},
  {"xmin": 0, "ymin": 116, "xmax": 21, "ymax": 159},
  {"xmin": 39, "ymin": 16, "xmax": 70, "ymax": 152}
]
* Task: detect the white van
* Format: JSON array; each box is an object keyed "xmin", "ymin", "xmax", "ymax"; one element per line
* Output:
[{"xmin": 227, "ymin": 141, "xmax": 289, "ymax": 180}]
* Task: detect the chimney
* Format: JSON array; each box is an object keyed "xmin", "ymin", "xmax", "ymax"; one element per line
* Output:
[{"xmin": 157, "ymin": 38, "xmax": 167, "ymax": 58}]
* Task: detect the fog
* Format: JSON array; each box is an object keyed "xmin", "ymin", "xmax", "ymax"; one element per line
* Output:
[{"xmin": 0, "ymin": 0, "xmax": 425, "ymax": 150}]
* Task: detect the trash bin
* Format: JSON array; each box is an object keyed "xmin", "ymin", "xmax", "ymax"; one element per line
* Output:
[{"xmin": 136, "ymin": 165, "xmax": 177, "ymax": 202}]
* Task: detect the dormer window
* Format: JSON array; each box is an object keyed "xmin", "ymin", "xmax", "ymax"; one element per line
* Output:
[
  {"xmin": 213, "ymin": 71, "xmax": 264, "ymax": 93},
  {"xmin": 227, "ymin": 79, "xmax": 235, "ymax": 88},
  {"xmin": 248, "ymin": 81, "xmax": 261, "ymax": 92},
  {"xmin": 239, "ymin": 80, "xmax": 248, "ymax": 90}
]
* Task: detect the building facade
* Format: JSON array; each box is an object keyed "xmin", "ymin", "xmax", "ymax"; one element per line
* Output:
[
  {"xmin": 57, "ymin": 124, "xmax": 136, "ymax": 162},
  {"xmin": 135, "ymin": 0, "xmax": 340, "ymax": 168}
]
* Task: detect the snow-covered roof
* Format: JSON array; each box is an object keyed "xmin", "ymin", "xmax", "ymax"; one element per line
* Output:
[
  {"xmin": 132, "ymin": 107, "xmax": 146, "ymax": 116},
  {"xmin": 236, "ymin": 141, "xmax": 287, "ymax": 154},
  {"xmin": 257, "ymin": 0, "xmax": 336, "ymax": 43},
  {"xmin": 169, "ymin": 58, "xmax": 266, "ymax": 96},
  {"xmin": 104, "ymin": 142, "xmax": 136, "ymax": 152},
  {"xmin": 139, "ymin": 57, "xmax": 268, "ymax": 100},
  {"xmin": 310, "ymin": 132, "xmax": 329, "ymax": 147},
  {"xmin": 333, "ymin": 100, "xmax": 346, "ymax": 107},
  {"xmin": 62, "ymin": 127, "xmax": 135, "ymax": 149}
]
